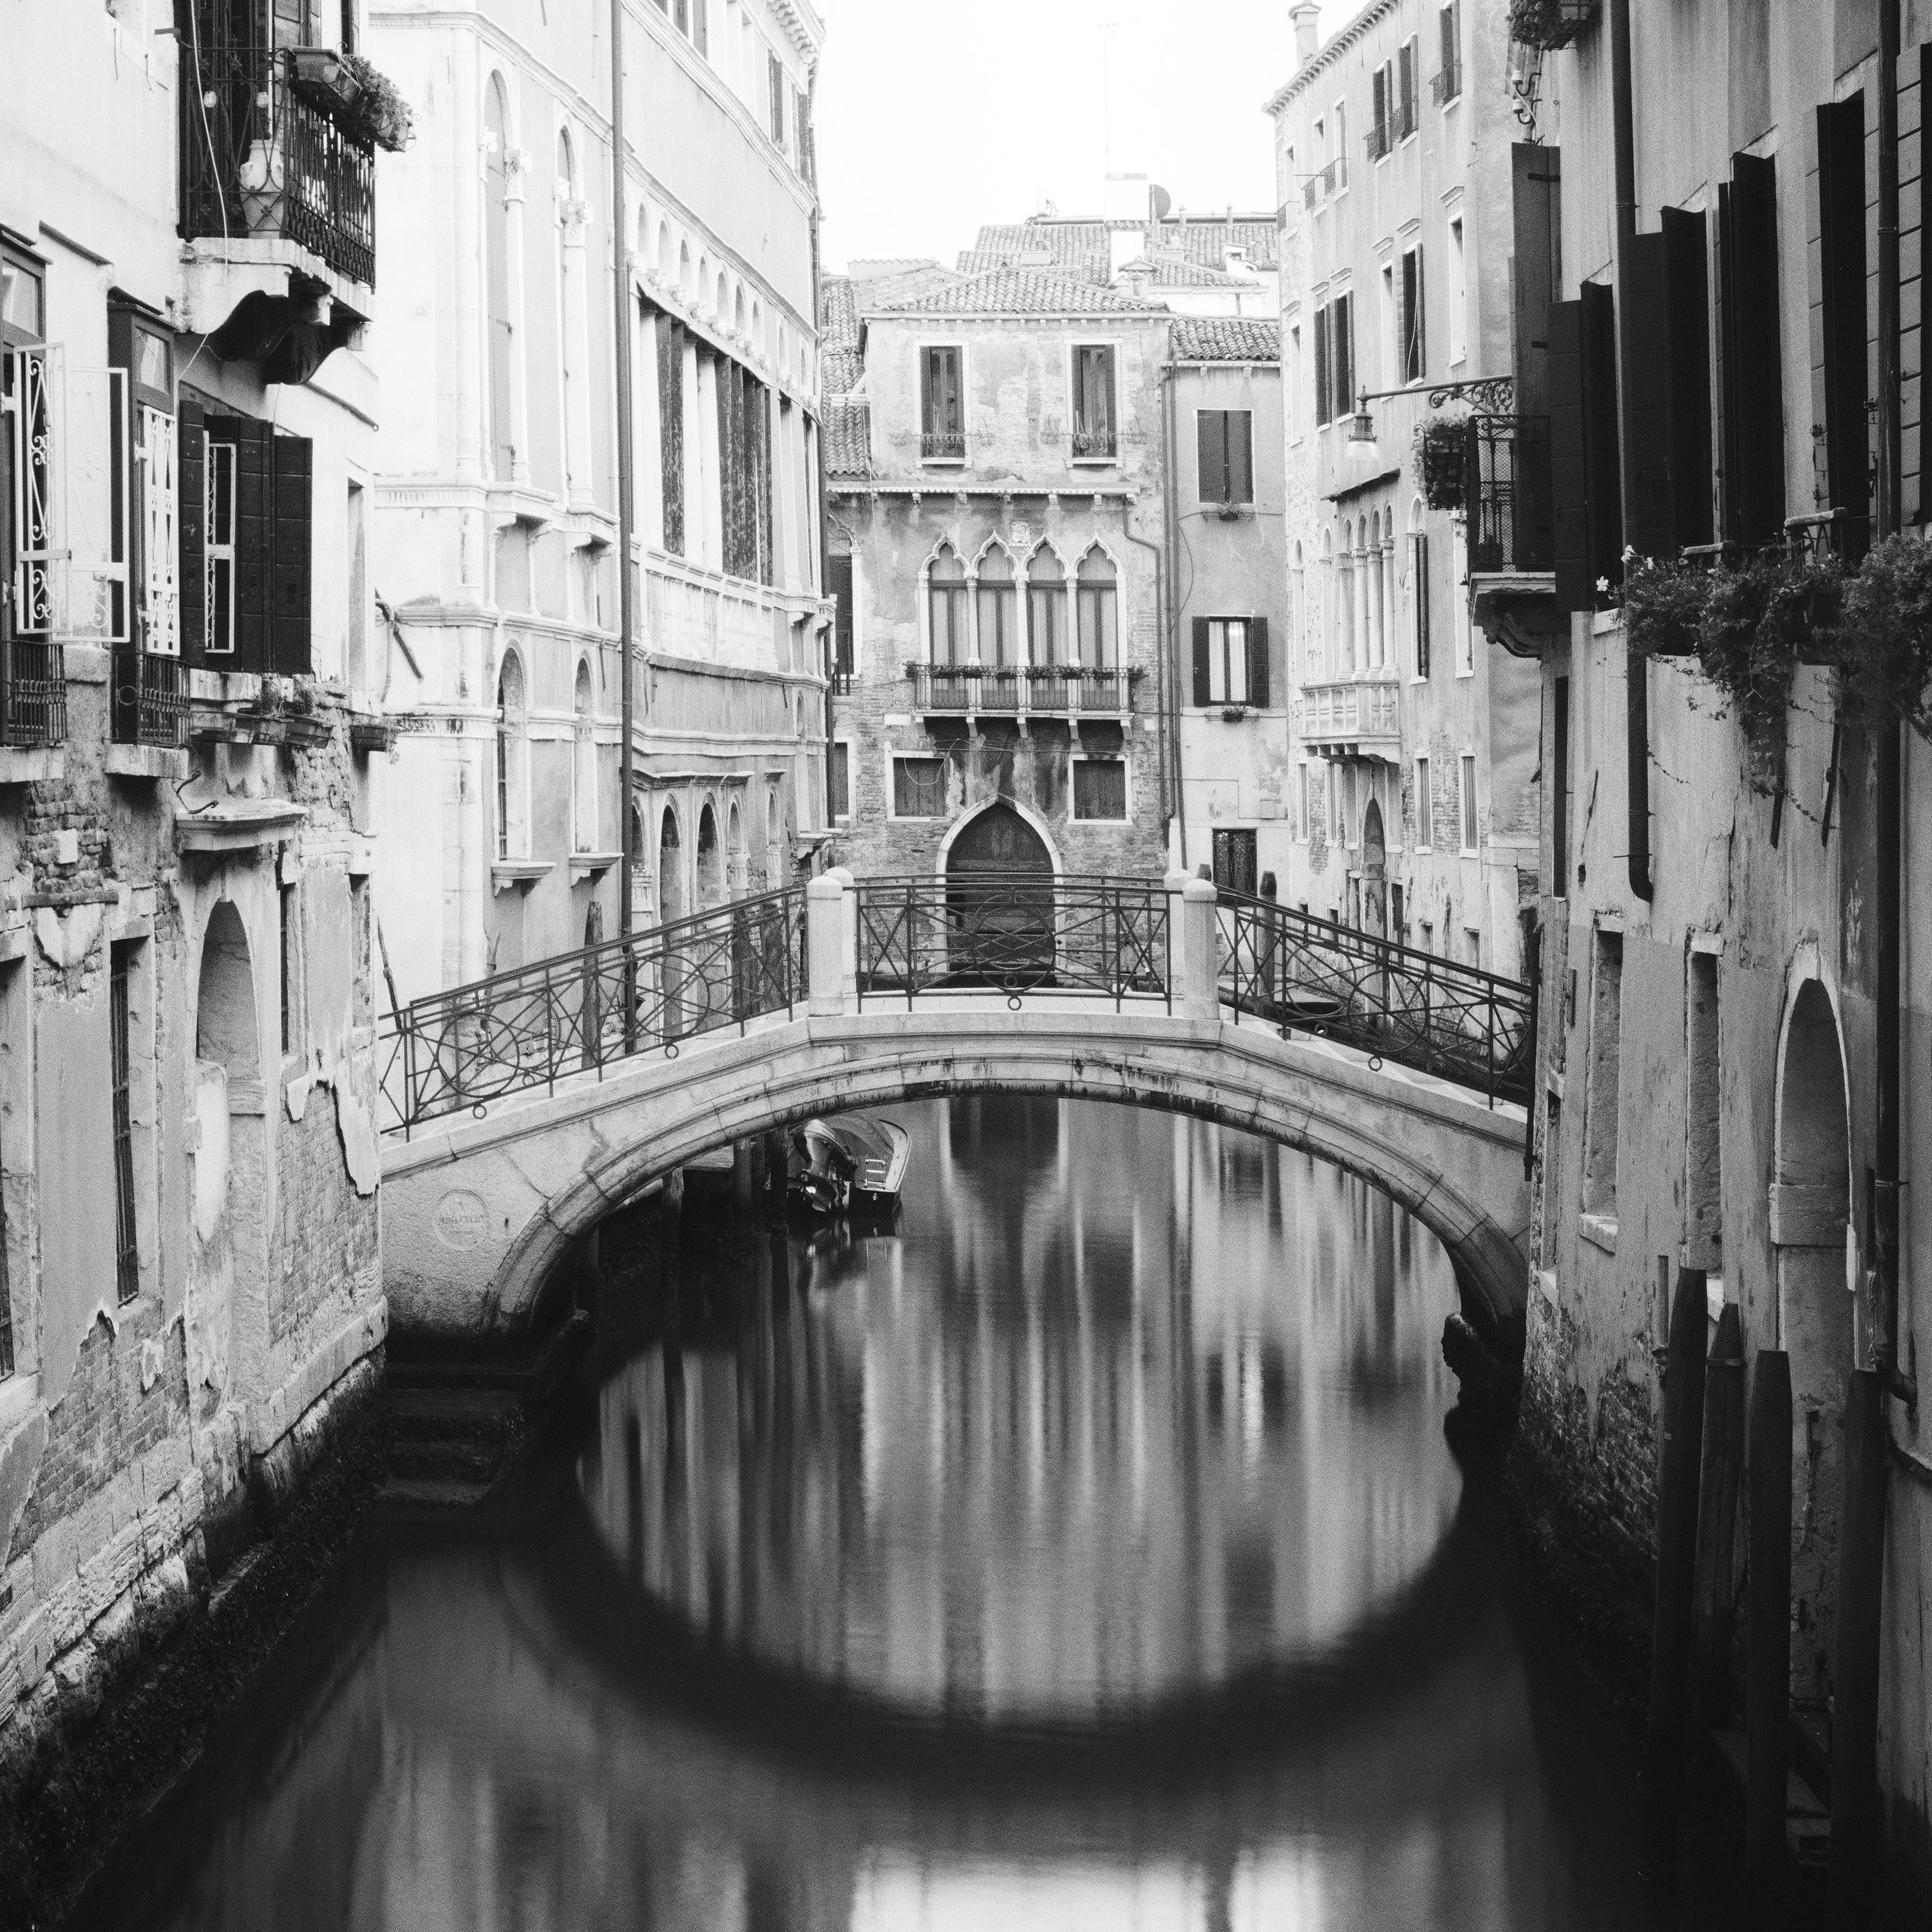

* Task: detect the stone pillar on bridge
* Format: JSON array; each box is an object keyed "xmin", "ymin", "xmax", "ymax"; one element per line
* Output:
[
  {"xmin": 828, "ymin": 866, "xmax": 858, "ymax": 1005},
  {"xmin": 808, "ymin": 873, "xmax": 847, "ymax": 1016},
  {"xmin": 1165, "ymin": 869, "xmax": 1191, "ymax": 1002},
  {"xmin": 1182, "ymin": 877, "xmax": 1220, "ymax": 1021}
]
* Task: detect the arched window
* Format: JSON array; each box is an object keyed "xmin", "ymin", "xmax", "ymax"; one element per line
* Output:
[
  {"xmin": 658, "ymin": 222, "xmax": 674, "ymax": 280},
  {"xmin": 928, "ymin": 544, "xmax": 968, "ymax": 665},
  {"xmin": 1408, "ymin": 495, "xmax": 1431, "ymax": 679},
  {"xmin": 1076, "ymin": 548, "xmax": 1118, "ymax": 669},
  {"xmin": 484, "ymin": 77, "xmax": 515, "ymax": 479},
  {"xmin": 727, "ymin": 799, "xmax": 746, "ymax": 893},
  {"xmin": 571, "ymin": 660, "xmax": 596, "ymax": 852},
  {"xmin": 696, "ymin": 802, "xmax": 723, "ymax": 908},
  {"xmin": 974, "ymin": 545, "xmax": 1016, "ymax": 667},
  {"xmin": 1027, "ymin": 547, "xmax": 1066, "ymax": 666},
  {"xmin": 658, "ymin": 804, "xmax": 686, "ymax": 923},
  {"xmin": 495, "ymin": 653, "xmax": 527, "ymax": 860},
  {"xmin": 1318, "ymin": 527, "xmax": 1334, "ymax": 677},
  {"xmin": 1292, "ymin": 541, "xmax": 1306, "ymax": 676},
  {"xmin": 766, "ymin": 790, "xmax": 784, "ymax": 889},
  {"xmin": 1337, "ymin": 518, "xmax": 1356, "ymax": 673}
]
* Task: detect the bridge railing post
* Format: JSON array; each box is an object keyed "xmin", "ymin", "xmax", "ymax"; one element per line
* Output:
[
  {"xmin": 808, "ymin": 873, "xmax": 847, "ymax": 1018},
  {"xmin": 828, "ymin": 866, "xmax": 858, "ymax": 1007},
  {"xmin": 1182, "ymin": 877, "xmax": 1220, "ymax": 1022},
  {"xmin": 1164, "ymin": 870, "xmax": 1190, "ymax": 1010}
]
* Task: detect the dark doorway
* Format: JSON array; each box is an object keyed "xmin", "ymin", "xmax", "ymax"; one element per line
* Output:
[
  {"xmin": 945, "ymin": 804, "xmax": 1055, "ymax": 983},
  {"xmin": 1213, "ymin": 828, "xmax": 1258, "ymax": 898}
]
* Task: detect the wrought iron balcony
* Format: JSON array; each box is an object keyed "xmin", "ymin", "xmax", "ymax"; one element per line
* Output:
[
  {"xmin": 1464, "ymin": 415, "xmax": 1555, "ymax": 576},
  {"xmin": 1303, "ymin": 177, "xmax": 1321, "ymax": 211},
  {"xmin": 1296, "ymin": 676, "xmax": 1400, "ymax": 760},
  {"xmin": 1323, "ymin": 156, "xmax": 1349, "ymax": 195},
  {"xmin": 920, "ymin": 429, "xmax": 967, "ymax": 462},
  {"xmin": 1432, "ymin": 58, "xmax": 1463, "ymax": 104},
  {"xmin": 1367, "ymin": 122, "xmax": 1392, "ymax": 162},
  {"xmin": 0, "ymin": 639, "xmax": 66, "ymax": 748},
  {"xmin": 180, "ymin": 38, "xmax": 377, "ymax": 289},
  {"xmin": 912, "ymin": 663, "xmax": 1136, "ymax": 718},
  {"xmin": 1071, "ymin": 427, "xmax": 1117, "ymax": 461},
  {"xmin": 111, "ymin": 649, "xmax": 188, "ymax": 750}
]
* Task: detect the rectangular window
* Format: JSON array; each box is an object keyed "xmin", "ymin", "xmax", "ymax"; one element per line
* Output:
[
  {"xmin": 1370, "ymin": 63, "xmax": 1391, "ymax": 158},
  {"xmin": 1197, "ymin": 409, "xmax": 1255, "ymax": 504},
  {"xmin": 1448, "ymin": 218, "xmax": 1466, "ymax": 364},
  {"xmin": 1397, "ymin": 37, "xmax": 1417, "ymax": 137},
  {"xmin": 110, "ymin": 944, "xmax": 138, "ymax": 1305},
  {"xmin": 892, "ymin": 755, "xmax": 946, "ymax": 818},
  {"xmin": 1330, "ymin": 292, "xmax": 1354, "ymax": 421},
  {"xmin": 1459, "ymin": 753, "xmax": 1478, "ymax": 850},
  {"xmin": 1206, "ymin": 618, "xmax": 1250, "ymax": 705},
  {"xmin": 1072, "ymin": 757, "xmax": 1128, "ymax": 821},
  {"xmin": 1072, "ymin": 345, "xmax": 1117, "ymax": 460},
  {"xmin": 1212, "ymin": 828, "xmax": 1258, "ymax": 896},
  {"xmin": 1297, "ymin": 764, "xmax": 1311, "ymax": 841},
  {"xmin": 768, "ymin": 52, "xmax": 786, "ymax": 144},
  {"xmin": 205, "ymin": 438, "xmax": 236, "ymax": 654},
  {"xmin": 1435, "ymin": 0, "xmax": 1463, "ymax": 101},
  {"xmin": 1400, "ymin": 246, "xmax": 1426, "ymax": 383},
  {"xmin": 279, "ymin": 880, "xmax": 298, "ymax": 1056},
  {"xmin": 829, "ymin": 740, "xmax": 851, "ymax": 819},
  {"xmin": 920, "ymin": 346, "xmax": 964, "ymax": 461},
  {"xmin": 828, "ymin": 553, "xmax": 855, "ymax": 691},
  {"xmin": 1414, "ymin": 755, "xmax": 1433, "ymax": 848},
  {"xmin": 1686, "ymin": 951, "xmax": 1722, "ymax": 1271},
  {"xmin": 1582, "ymin": 930, "xmax": 1624, "ymax": 1222}
]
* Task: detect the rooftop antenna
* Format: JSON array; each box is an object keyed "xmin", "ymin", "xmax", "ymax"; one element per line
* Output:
[{"xmin": 1101, "ymin": 19, "xmax": 1122, "ymax": 175}]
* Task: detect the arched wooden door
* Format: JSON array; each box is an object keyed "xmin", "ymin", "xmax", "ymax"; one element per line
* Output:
[
  {"xmin": 1361, "ymin": 797, "xmax": 1388, "ymax": 937},
  {"xmin": 945, "ymin": 804, "xmax": 1056, "ymax": 983}
]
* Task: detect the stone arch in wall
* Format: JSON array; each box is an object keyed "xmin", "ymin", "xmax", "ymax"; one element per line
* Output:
[
  {"xmin": 572, "ymin": 659, "xmax": 596, "ymax": 853},
  {"xmin": 1361, "ymin": 797, "xmax": 1387, "ymax": 937},
  {"xmin": 696, "ymin": 801, "xmax": 723, "ymax": 909},
  {"xmin": 629, "ymin": 801, "xmax": 650, "ymax": 928},
  {"xmin": 495, "ymin": 649, "xmax": 528, "ymax": 861},
  {"xmin": 766, "ymin": 790, "xmax": 785, "ymax": 890},
  {"xmin": 1773, "ymin": 974, "xmax": 1855, "ymax": 1702},
  {"xmin": 189, "ymin": 901, "xmax": 268, "ymax": 1426},
  {"xmin": 727, "ymin": 798, "xmax": 746, "ymax": 895},
  {"xmin": 658, "ymin": 804, "xmax": 687, "ymax": 925}
]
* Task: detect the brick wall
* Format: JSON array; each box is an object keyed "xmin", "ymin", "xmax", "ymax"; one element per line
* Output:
[{"xmin": 270, "ymin": 1094, "xmax": 380, "ymax": 1356}]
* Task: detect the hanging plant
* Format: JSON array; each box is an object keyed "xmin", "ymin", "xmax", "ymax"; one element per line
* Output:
[
  {"xmin": 1693, "ymin": 558, "xmax": 1792, "ymax": 792},
  {"xmin": 1508, "ymin": 0, "xmax": 1599, "ymax": 52},
  {"xmin": 1414, "ymin": 415, "xmax": 1467, "ymax": 512},
  {"xmin": 1620, "ymin": 555, "xmax": 1708, "ymax": 658},
  {"xmin": 339, "ymin": 52, "xmax": 415, "ymax": 153},
  {"xmin": 1837, "ymin": 533, "xmax": 1932, "ymax": 737}
]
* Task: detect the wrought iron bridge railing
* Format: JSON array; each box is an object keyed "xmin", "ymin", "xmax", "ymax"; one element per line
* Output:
[
  {"xmin": 379, "ymin": 886, "xmax": 806, "ymax": 1135},
  {"xmin": 1217, "ymin": 889, "xmax": 1533, "ymax": 1108},
  {"xmin": 855, "ymin": 873, "xmax": 1172, "ymax": 1010}
]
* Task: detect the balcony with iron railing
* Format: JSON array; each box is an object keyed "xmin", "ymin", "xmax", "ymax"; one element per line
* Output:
[
  {"xmin": 1323, "ymin": 156, "xmax": 1350, "ymax": 196},
  {"xmin": 180, "ymin": 37, "xmax": 377, "ymax": 292},
  {"xmin": 2, "ymin": 639, "xmax": 66, "ymax": 750},
  {"xmin": 1071, "ymin": 426, "xmax": 1117, "ymax": 462},
  {"xmin": 912, "ymin": 663, "xmax": 1137, "ymax": 718},
  {"xmin": 1296, "ymin": 676, "xmax": 1401, "ymax": 761},
  {"xmin": 1367, "ymin": 122, "xmax": 1392, "ymax": 162},
  {"xmin": 1303, "ymin": 177, "xmax": 1321, "ymax": 211},
  {"xmin": 921, "ymin": 429, "xmax": 967, "ymax": 463},
  {"xmin": 1432, "ymin": 56, "xmax": 1463, "ymax": 103},
  {"xmin": 111, "ymin": 649, "xmax": 188, "ymax": 751},
  {"xmin": 1464, "ymin": 415, "xmax": 1555, "ymax": 577}
]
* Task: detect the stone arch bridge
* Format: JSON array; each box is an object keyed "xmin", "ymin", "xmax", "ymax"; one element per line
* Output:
[{"xmin": 380, "ymin": 873, "xmax": 1533, "ymax": 1354}]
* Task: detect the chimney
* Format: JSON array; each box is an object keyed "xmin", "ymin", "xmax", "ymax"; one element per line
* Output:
[{"xmin": 1291, "ymin": 1, "xmax": 1321, "ymax": 64}]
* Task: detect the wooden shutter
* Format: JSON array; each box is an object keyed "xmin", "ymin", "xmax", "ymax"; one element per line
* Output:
[
  {"xmin": 1580, "ymin": 280, "xmax": 1624, "ymax": 594},
  {"xmin": 1661, "ymin": 205, "xmax": 1714, "ymax": 551},
  {"xmin": 1372, "ymin": 66, "xmax": 1388, "ymax": 144},
  {"xmin": 1548, "ymin": 299, "xmax": 1590, "ymax": 609},
  {"xmin": 1192, "ymin": 618, "xmax": 1211, "ymax": 707},
  {"xmin": 1398, "ymin": 39, "xmax": 1416, "ymax": 128},
  {"xmin": 658, "ymin": 316, "xmax": 684, "ymax": 555},
  {"xmin": 1721, "ymin": 153, "xmax": 1786, "ymax": 545},
  {"xmin": 1247, "ymin": 616, "xmax": 1270, "ymax": 708},
  {"xmin": 1511, "ymin": 144, "xmax": 1562, "ymax": 418},
  {"xmin": 1198, "ymin": 409, "xmax": 1227, "ymax": 501},
  {"xmin": 1095, "ymin": 346, "xmax": 1116, "ymax": 443},
  {"xmin": 1412, "ymin": 530, "xmax": 1431, "ymax": 676},
  {"xmin": 207, "ymin": 414, "xmax": 272, "ymax": 672},
  {"xmin": 1439, "ymin": 3, "xmax": 1457, "ymax": 80},
  {"xmin": 1334, "ymin": 294, "xmax": 1354, "ymax": 419},
  {"xmin": 1622, "ymin": 230, "xmax": 1674, "ymax": 560},
  {"xmin": 1313, "ymin": 307, "xmax": 1331, "ymax": 425},
  {"xmin": 1400, "ymin": 249, "xmax": 1426, "ymax": 381},
  {"xmin": 828, "ymin": 554, "xmax": 853, "ymax": 677},
  {"xmin": 1817, "ymin": 99, "xmax": 1870, "ymax": 552},
  {"xmin": 177, "ymin": 397, "xmax": 205, "ymax": 664},
  {"xmin": 269, "ymin": 431, "xmax": 311, "ymax": 674},
  {"xmin": 1229, "ymin": 411, "xmax": 1254, "ymax": 501}
]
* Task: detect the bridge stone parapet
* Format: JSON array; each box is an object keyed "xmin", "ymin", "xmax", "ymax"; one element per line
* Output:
[{"xmin": 381, "ymin": 996, "xmax": 1531, "ymax": 1356}]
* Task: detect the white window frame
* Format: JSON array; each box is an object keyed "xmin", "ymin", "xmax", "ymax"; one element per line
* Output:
[
  {"xmin": 1069, "ymin": 750, "xmax": 1132, "ymax": 824},
  {"xmin": 1414, "ymin": 755, "xmax": 1433, "ymax": 850},
  {"xmin": 887, "ymin": 748, "xmax": 948, "ymax": 821},
  {"xmin": 918, "ymin": 338, "xmax": 968, "ymax": 466},
  {"xmin": 204, "ymin": 435, "xmax": 237, "ymax": 657},
  {"xmin": 1459, "ymin": 752, "xmax": 1479, "ymax": 853},
  {"xmin": 1068, "ymin": 339, "xmax": 1122, "ymax": 467},
  {"xmin": 1206, "ymin": 616, "xmax": 1251, "ymax": 706}
]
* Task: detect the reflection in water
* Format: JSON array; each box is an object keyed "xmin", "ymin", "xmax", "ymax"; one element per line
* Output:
[
  {"xmin": 79, "ymin": 1098, "xmax": 1659, "ymax": 1932},
  {"xmin": 584, "ymin": 1099, "xmax": 1461, "ymax": 1721}
]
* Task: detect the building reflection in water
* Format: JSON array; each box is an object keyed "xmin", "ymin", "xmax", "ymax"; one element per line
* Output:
[{"xmin": 582, "ymin": 1097, "xmax": 1463, "ymax": 1722}]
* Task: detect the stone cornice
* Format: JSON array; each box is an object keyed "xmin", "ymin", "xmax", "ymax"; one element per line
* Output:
[{"xmin": 1262, "ymin": 0, "xmax": 1402, "ymax": 115}]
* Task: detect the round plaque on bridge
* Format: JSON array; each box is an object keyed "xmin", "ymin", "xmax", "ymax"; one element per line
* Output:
[{"xmin": 433, "ymin": 1189, "xmax": 493, "ymax": 1251}]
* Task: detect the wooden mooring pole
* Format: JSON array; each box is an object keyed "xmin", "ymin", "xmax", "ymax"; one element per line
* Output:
[
  {"xmin": 1647, "ymin": 1267, "xmax": 1709, "ymax": 1805},
  {"xmin": 1830, "ymin": 1367, "xmax": 1888, "ymax": 1926},
  {"xmin": 1746, "ymin": 1349, "xmax": 1793, "ymax": 1888},
  {"xmin": 1691, "ymin": 1302, "xmax": 1745, "ymax": 1724}
]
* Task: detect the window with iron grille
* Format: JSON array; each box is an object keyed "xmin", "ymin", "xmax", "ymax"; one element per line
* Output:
[
  {"xmin": 111, "ymin": 945, "xmax": 139, "ymax": 1305},
  {"xmin": 1072, "ymin": 757, "xmax": 1127, "ymax": 821},
  {"xmin": 892, "ymin": 755, "xmax": 946, "ymax": 818},
  {"xmin": 920, "ymin": 346, "xmax": 965, "ymax": 460},
  {"xmin": 1072, "ymin": 345, "xmax": 1117, "ymax": 460}
]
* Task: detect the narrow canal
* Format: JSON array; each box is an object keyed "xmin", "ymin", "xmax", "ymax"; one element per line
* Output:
[{"xmin": 76, "ymin": 1097, "xmax": 1663, "ymax": 1931}]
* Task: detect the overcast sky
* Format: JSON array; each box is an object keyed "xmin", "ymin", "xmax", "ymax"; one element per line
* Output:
[{"xmin": 815, "ymin": 1, "xmax": 1340, "ymax": 272}]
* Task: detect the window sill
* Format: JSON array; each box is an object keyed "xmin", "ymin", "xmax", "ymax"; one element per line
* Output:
[
  {"xmin": 1070, "ymin": 456, "xmax": 1119, "ymax": 468},
  {"xmin": 491, "ymin": 860, "xmax": 554, "ymax": 895},
  {"xmin": 106, "ymin": 744, "xmax": 187, "ymax": 782},
  {"xmin": 568, "ymin": 851, "xmax": 623, "ymax": 884},
  {"xmin": 0, "ymin": 747, "xmax": 62, "ymax": 786},
  {"xmin": 920, "ymin": 457, "xmax": 967, "ymax": 469},
  {"xmin": 1578, "ymin": 1213, "xmax": 1619, "ymax": 1255}
]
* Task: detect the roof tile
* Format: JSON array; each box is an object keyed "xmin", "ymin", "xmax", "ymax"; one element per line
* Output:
[{"xmin": 1171, "ymin": 316, "xmax": 1282, "ymax": 362}]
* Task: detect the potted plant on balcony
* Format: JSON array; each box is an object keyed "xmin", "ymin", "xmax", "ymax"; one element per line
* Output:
[
  {"xmin": 1621, "ymin": 554, "xmax": 1709, "ymax": 658},
  {"xmin": 1414, "ymin": 415, "xmax": 1467, "ymax": 512},
  {"xmin": 1508, "ymin": 0, "xmax": 1599, "ymax": 51},
  {"xmin": 288, "ymin": 45, "xmax": 361, "ymax": 112},
  {"xmin": 340, "ymin": 52, "xmax": 415, "ymax": 152},
  {"xmin": 1837, "ymin": 532, "xmax": 1932, "ymax": 737}
]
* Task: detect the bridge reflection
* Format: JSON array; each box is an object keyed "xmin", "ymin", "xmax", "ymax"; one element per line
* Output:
[{"xmin": 582, "ymin": 1097, "xmax": 1463, "ymax": 1723}]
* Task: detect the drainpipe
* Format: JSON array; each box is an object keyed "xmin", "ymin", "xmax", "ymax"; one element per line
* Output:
[
  {"xmin": 1609, "ymin": 0, "xmax": 1652, "ymax": 903},
  {"xmin": 609, "ymin": 0, "xmax": 638, "ymax": 937},
  {"xmin": 1161, "ymin": 358, "xmax": 1188, "ymax": 867},
  {"xmin": 809, "ymin": 66, "xmax": 835, "ymax": 847},
  {"xmin": 1873, "ymin": 0, "xmax": 1914, "ymax": 1406}
]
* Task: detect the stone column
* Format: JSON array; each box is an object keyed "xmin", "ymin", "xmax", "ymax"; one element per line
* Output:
[
  {"xmin": 1182, "ymin": 877, "xmax": 1220, "ymax": 1022},
  {"xmin": 561, "ymin": 196, "xmax": 596, "ymax": 507},
  {"xmin": 807, "ymin": 873, "xmax": 844, "ymax": 1016},
  {"xmin": 826, "ymin": 866, "xmax": 858, "ymax": 1004}
]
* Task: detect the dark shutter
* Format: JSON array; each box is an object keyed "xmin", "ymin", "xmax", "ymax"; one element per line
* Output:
[
  {"xmin": 659, "ymin": 315, "xmax": 684, "ymax": 555},
  {"xmin": 1622, "ymin": 230, "xmax": 1674, "ymax": 560},
  {"xmin": 1661, "ymin": 205, "xmax": 1714, "ymax": 551},
  {"xmin": 207, "ymin": 414, "xmax": 272, "ymax": 672},
  {"xmin": 940, "ymin": 347, "xmax": 961, "ymax": 436},
  {"xmin": 1229, "ymin": 410, "xmax": 1254, "ymax": 501},
  {"xmin": 1548, "ymin": 299, "xmax": 1590, "ymax": 609},
  {"xmin": 1721, "ymin": 152, "xmax": 1786, "ymax": 545},
  {"xmin": 1192, "ymin": 617, "xmax": 1211, "ymax": 708},
  {"xmin": 178, "ymin": 397, "xmax": 206, "ymax": 665},
  {"xmin": 1198, "ymin": 409, "xmax": 1227, "ymax": 502},
  {"xmin": 1412, "ymin": 531, "xmax": 1431, "ymax": 676},
  {"xmin": 714, "ymin": 352, "xmax": 732, "ymax": 572},
  {"xmin": 754, "ymin": 379, "xmax": 773, "ymax": 585},
  {"xmin": 1334, "ymin": 293, "xmax": 1354, "ymax": 419},
  {"xmin": 1313, "ymin": 307, "xmax": 1331, "ymax": 425},
  {"xmin": 1398, "ymin": 39, "xmax": 1416, "ymax": 128},
  {"xmin": 1817, "ymin": 97, "xmax": 1870, "ymax": 555},
  {"xmin": 1581, "ymin": 279, "xmax": 1624, "ymax": 595},
  {"xmin": 1247, "ymin": 616, "xmax": 1270, "ymax": 708},
  {"xmin": 1372, "ymin": 66, "xmax": 1388, "ymax": 143},
  {"xmin": 269, "ymin": 431, "xmax": 312, "ymax": 674},
  {"xmin": 1401, "ymin": 248, "xmax": 1426, "ymax": 381},
  {"xmin": 1095, "ymin": 345, "xmax": 1116, "ymax": 444},
  {"xmin": 828, "ymin": 554, "xmax": 853, "ymax": 679},
  {"xmin": 1511, "ymin": 144, "xmax": 1562, "ymax": 418}
]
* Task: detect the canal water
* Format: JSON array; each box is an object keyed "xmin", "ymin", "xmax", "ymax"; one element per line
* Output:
[{"xmin": 77, "ymin": 1096, "xmax": 1662, "ymax": 1931}]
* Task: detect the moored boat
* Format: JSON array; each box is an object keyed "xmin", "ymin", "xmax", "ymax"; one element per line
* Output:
[{"xmin": 786, "ymin": 1115, "xmax": 911, "ymax": 1218}]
